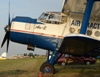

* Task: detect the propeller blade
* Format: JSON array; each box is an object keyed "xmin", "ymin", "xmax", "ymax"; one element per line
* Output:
[
  {"xmin": 6, "ymin": 1, "xmax": 11, "ymax": 52},
  {"xmin": 8, "ymin": 1, "xmax": 11, "ymax": 26},
  {"xmin": 1, "ymin": 32, "xmax": 9, "ymax": 48},
  {"xmin": 7, "ymin": 32, "xmax": 10, "ymax": 52},
  {"xmin": 1, "ymin": 1, "xmax": 11, "ymax": 53},
  {"xmin": 8, "ymin": 14, "xmax": 11, "ymax": 26}
]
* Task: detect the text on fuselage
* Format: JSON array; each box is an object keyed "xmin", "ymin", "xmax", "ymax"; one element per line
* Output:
[
  {"xmin": 35, "ymin": 25, "xmax": 47, "ymax": 30},
  {"xmin": 71, "ymin": 20, "xmax": 100, "ymax": 29}
]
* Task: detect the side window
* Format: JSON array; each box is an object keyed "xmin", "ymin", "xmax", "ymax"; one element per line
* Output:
[
  {"xmin": 25, "ymin": 19, "xmax": 31, "ymax": 30},
  {"xmin": 48, "ymin": 14, "xmax": 55, "ymax": 20},
  {"xmin": 47, "ymin": 14, "xmax": 61, "ymax": 24},
  {"xmin": 25, "ymin": 24, "xmax": 30, "ymax": 30}
]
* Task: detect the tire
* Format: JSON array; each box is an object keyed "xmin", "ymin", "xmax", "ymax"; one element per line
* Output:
[
  {"xmin": 86, "ymin": 61, "xmax": 90, "ymax": 65},
  {"xmin": 40, "ymin": 62, "xmax": 55, "ymax": 74}
]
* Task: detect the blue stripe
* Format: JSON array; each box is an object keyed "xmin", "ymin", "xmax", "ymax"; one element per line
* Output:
[{"xmin": 12, "ymin": 16, "xmax": 43, "ymax": 24}]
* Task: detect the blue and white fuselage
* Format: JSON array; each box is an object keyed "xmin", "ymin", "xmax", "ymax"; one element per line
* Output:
[
  {"xmin": 10, "ymin": 17, "xmax": 58, "ymax": 51},
  {"xmin": 10, "ymin": 13, "xmax": 66, "ymax": 51},
  {"xmin": 9, "ymin": 11, "xmax": 100, "ymax": 55}
]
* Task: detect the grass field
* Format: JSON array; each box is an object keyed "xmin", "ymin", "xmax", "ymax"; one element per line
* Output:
[{"xmin": 0, "ymin": 57, "xmax": 100, "ymax": 77}]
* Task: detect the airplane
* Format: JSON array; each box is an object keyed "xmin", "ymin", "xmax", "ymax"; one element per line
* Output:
[
  {"xmin": 1, "ymin": 0, "xmax": 100, "ymax": 74},
  {"xmin": 0, "ymin": 52, "xmax": 7, "ymax": 60}
]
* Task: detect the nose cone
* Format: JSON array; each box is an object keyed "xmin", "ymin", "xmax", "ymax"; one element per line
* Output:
[{"xmin": 4, "ymin": 25, "xmax": 10, "ymax": 32}]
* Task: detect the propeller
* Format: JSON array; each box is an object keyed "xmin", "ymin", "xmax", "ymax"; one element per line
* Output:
[{"xmin": 1, "ymin": 2, "xmax": 11, "ymax": 52}]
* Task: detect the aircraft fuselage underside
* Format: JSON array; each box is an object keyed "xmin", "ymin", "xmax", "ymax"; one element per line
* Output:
[
  {"xmin": 10, "ymin": 31, "xmax": 59, "ymax": 51},
  {"xmin": 10, "ymin": 31, "xmax": 100, "ymax": 57}
]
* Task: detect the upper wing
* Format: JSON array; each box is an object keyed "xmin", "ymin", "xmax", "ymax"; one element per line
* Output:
[
  {"xmin": 62, "ymin": 0, "xmax": 100, "ymax": 18},
  {"xmin": 62, "ymin": 0, "xmax": 86, "ymax": 14}
]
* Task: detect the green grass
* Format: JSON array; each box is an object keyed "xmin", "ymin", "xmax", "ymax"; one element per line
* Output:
[
  {"xmin": 0, "ymin": 58, "xmax": 45, "ymax": 77},
  {"xmin": 0, "ymin": 58, "xmax": 100, "ymax": 77},
  {"xmin": 54, "ymin": 60, "xmax": 100, "ymax": 77}
]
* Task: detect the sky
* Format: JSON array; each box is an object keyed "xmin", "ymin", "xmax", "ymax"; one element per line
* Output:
[{"xmin": 0, "ymin": 0, "xmax": 63, "ymax": 56}]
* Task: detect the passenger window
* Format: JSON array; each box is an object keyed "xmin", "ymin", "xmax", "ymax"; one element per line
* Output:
[
  {"xmin": 25, "ymin": 25, "xmax": 30, "ymax": 30},
  {"xmin": 25, "ymin": 19, "xmax": 31, "ymax": 30}
]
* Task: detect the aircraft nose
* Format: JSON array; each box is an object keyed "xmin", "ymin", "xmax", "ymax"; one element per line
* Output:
[{"xmin": 4, "ymin": 25, "xmax": 10, "ymax": 32}]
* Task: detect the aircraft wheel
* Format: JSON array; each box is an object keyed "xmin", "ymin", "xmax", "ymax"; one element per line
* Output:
[{"xmin": 40, "ymin": 62, "xmax": 55, "ymax": 74}]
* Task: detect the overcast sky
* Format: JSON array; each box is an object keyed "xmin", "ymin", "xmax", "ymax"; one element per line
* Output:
[{"xmin": 0, "ymin": 0, "xmax": 62, "ymax": 56}]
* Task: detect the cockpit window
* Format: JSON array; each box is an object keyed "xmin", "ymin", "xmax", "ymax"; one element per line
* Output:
[
  {"xmin": 48, "ymin": 14, "xmax": 60, "ymax": 21},
  {"xmin": 49, "ymin": 14, "xmax": 54, "ymax": 19},
  {"xmin": 38, "ymin": 12, "xmax": 67, "ymax": 24},
  {"xmin": 38, "ymin": 13, "xmax": 49, "ymax": 21}
]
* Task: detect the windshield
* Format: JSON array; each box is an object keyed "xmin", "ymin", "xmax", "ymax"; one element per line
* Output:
[
  {"xmin": 38, "ymin": 12, "xmax": 67, "ymax": 24},
  {"xmin": 38, "ymin": 13, "xmax": 49, "ymax": 21}
]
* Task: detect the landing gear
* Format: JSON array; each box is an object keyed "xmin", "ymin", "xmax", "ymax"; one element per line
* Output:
[
  {"xmin": 40, "ymin": 62, "xmax": 55, "ymax": 74},
  {"xmin": 40, "ymin": 50, "xmax": 62, "ymax": 74}
]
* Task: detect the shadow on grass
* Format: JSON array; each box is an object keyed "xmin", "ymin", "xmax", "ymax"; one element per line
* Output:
[
  {"xmin": 0, "ymin": 69, "xmax": 28, "ymax": 76},
  {"xmin": 54, "ymin": 64, "xmax": 100, "ymax": 77}
]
